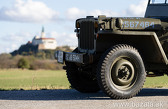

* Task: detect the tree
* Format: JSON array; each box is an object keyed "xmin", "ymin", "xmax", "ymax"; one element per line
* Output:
[{"xmin": 17, "ymin": 58, "xmax": 30, "ymax": 69}]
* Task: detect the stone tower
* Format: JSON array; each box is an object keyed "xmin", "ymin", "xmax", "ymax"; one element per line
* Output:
[{"xmin": 41, "ymin": 26, "xmax": 45, "ymax": 38}]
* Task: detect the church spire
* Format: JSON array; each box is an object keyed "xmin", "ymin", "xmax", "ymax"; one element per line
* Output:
[
  {"xmin": 42, "ymin": 26, "xmax": 44, "ymax": 32},
  {"xmin": 41, "ymin": 26, "xmax": 45, "ymax": 38}
]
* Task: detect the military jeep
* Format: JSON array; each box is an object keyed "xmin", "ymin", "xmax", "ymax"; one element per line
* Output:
[{"xmin": 55, "ymin": 0, "xmax": 168, "ymax": 99}]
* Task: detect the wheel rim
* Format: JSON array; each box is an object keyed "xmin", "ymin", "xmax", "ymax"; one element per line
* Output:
[{"xmin": 111, "ymin": 58, "xmax": 137, "ymax": 90}]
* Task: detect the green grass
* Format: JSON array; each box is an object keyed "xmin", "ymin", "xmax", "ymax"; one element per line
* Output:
[
  {"xmin": 144, "ymin": 75, "xmax": 168, "ymax": 88},
  {"xmin": 0, "ymin": 69, "xmax": 168, "ymax": 90},
  {"xmin": 0, "ymin": 69, "xmax": 70, "ymax": 90}
]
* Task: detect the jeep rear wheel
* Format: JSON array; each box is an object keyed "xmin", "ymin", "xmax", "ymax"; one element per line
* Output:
[
  {"xmin": 66, "ymin": 62, "xmax": 100, "ymax": 93},
  {"xmin": 97, "ymin": 44, "xmax": 146, "ymax": 99}
]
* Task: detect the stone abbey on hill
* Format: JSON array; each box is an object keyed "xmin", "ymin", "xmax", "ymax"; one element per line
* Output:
[
  {"xmin": 11, "ymin": 27, "xmax": 57, "ymax": 56},
  {"xmin": 31, "ymin": 27, "xmax": 57, "ymax": 50}
]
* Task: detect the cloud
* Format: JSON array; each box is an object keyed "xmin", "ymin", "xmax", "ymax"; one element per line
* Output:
[
  {"xmin": 0, "ymin": 0, "xmax": 148, "ymax": 23},
  {"xmin": 66, "ymin": 8, "xmax": 120, "ymax": 21},
  {"xmin": 66, "ymin": 0, "xmax": 148, "ymax": 20},
  {"xmin": 125, "ymin": 0, "xmax": 148, "ymax": 17},
  {"xmin": 0, "ymin": 32, "xmax": 34, "ymax": 53},
  {"xmin": 89, "ymin": 10, "xmax": 120, "ymax": 17},
  {"xmin": 0, "ymin": 30, "xmax": 77, "ymax": 53},
  {"xmin": 66, "ymin": 7, "xmax": 86, "ymax": 20},
  {"xmin": 48, "ymin": 31, "xmax": 77, "ymax": 47},
  {"xmin": 0, "ymin": 0, "xmax": 59, "ymax": 23},
  {"xmin": 2, "ymin": 32, "xmax": 32, "ymax": 43},
  {"xmin": 0, "ymin": 0, "xmax": 149, "ymax": 54}
]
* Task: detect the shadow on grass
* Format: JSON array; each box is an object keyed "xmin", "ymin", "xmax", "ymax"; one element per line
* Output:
[{"xmin": 0, "ymin": 88, "xmax": 168, "ymax": 100}]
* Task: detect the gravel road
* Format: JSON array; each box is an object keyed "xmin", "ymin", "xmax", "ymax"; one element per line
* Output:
[{"xmin": 0, "ymin": 88, "xmax": 168, "ymax": 109}]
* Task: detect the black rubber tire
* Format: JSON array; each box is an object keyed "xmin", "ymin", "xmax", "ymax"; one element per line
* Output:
[
  {"xmin": 66, "ymin": 62, "xmax": 100, "ymax": 93},
  {"xmin": 97, "ymin": 44, "xmax": 146, "ymax": 99},
  {"xmin": 65, "ymin": 48, "xmax": 100, "ymax": 93}
]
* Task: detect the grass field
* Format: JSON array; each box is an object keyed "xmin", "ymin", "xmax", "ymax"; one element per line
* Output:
[
  {"xmin": 144, "ymin": 75, "xmax": 168, "ymax": 88},
  {"xmin": 0, "ymin": 69, "xmax": 70, "ymax": 90},
  {"xmin": 0, "ymin": 69, "xmax": 168, "ymax": 90}
]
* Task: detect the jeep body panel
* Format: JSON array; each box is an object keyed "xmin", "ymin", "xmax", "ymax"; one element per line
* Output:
[
  {"xmin": 97, "ymin": 30, "xmax": 168, "ymax": 65},
  {"xmin": 55, "ymin": 0, "xmax": 168, "ymax": 72},
  {"xmin": 57, "ymin": 16, "xmax": 168, "ymax": 70}
]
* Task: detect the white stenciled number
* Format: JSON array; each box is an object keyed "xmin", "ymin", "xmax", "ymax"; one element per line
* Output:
[
  {"xmin": 150, "ymin": 22, "xmax": 155, "ymax": 28},
  {"xmin": 123, "ymin": 21, "xmax": 155, "ymax": 29},
  {"xmin": 140, "ymin": 22, "xmax": 144, "ymax": 28},
  {"xmin": 135, "ymin": 21, "xmax": 139, "ymax": 28},
  {"xmin": 130, "ymin": 21, "xmax": 134, "ymax": 28},
  {"xmin": 69, "ymin": 54, "xmax": 72, "ymax": 61},
  {"xmin": 124, "ymin": 21, "xmax": 129, "ymax": 28},
  {"xmin": 145, "ymin": 22, "xmax": 150, "ymax": 28}
]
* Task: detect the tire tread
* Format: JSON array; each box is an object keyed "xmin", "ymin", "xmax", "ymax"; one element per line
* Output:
[{"xmin": 97, "ymin": 44, "xmax": 146, "ymax": 99}]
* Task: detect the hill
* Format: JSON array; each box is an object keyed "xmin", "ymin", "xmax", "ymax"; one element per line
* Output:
[{"xmin": 0, "ymin": 46, "xmax": 74, "ymax": 70}]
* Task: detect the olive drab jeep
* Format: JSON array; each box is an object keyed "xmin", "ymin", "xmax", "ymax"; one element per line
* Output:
[{"xmin": 55, "ymin": 0, "xmax": 168, "ymax": 99}]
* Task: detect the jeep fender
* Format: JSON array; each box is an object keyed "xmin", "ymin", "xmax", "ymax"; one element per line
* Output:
[{"xmin": 98, "ymin": 31, "xmax": 168, "ymax": 65}]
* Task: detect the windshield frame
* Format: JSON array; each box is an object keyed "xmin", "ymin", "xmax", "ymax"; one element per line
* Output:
[{"xmin": 149, "ymin": 0, "xmax": 168, "ymax": 4}]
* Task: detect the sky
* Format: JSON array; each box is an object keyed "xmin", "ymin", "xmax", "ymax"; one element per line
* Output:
[{"xmin": 0, "ymin": 0, "xmax": 148, "ymax": 53}]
